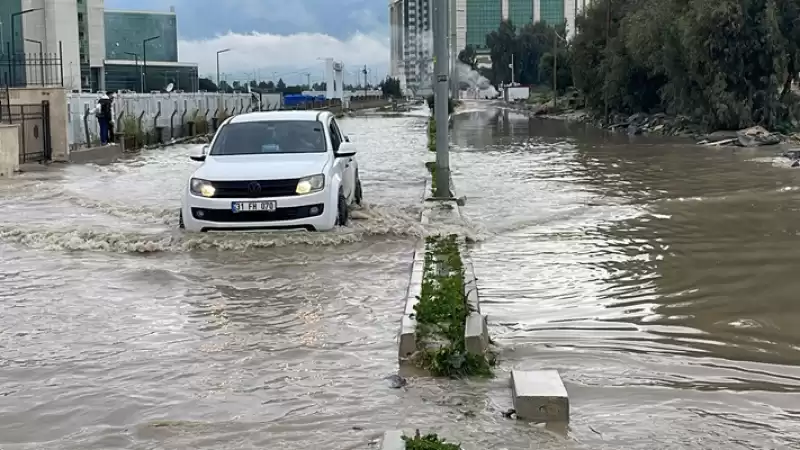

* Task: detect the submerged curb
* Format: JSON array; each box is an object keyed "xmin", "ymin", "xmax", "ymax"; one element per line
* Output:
[
  {"xmin": 393, "ymin": 151, "xmax": 571, "ymax": 430},
  {"xmin": 398, "ymin": 169, "xmax": 491, "ymax": 362}
]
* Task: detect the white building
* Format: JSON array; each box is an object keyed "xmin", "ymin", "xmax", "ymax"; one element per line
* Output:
[
  {"xmin": 15, "ymin": 0, "xmax": 103, "ymax": 91},
  {"xmin": 10, "ymin": 0, "xmax": 195, "ymax": 93},
  {"xmin": 389, "ymin": 0, "xmax": 435, "ymax": 96}
]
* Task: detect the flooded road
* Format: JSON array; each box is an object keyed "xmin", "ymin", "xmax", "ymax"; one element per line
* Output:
[
  {"xmin": 2, "ymin": 105, "xmax": 800, "ymax": 449},
  {"xmin": 452, "ymin": 108, "xmax": 800, "ymax": 448}
]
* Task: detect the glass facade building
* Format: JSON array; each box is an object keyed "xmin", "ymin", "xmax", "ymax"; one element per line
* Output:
[
  {"xmin": 0, "ymin": 0, "xmax": 22, "ymax": 56},
  {"xmin": 540, "ymin": 0, "xmax": 565, "ymax": 25},
  {"xmin": 104, "ymin": 11, "xmax": 178, "ymax": 62},
  {"xmin": 507, "ymin": 0, "xmax": 533, "ymax": 28},
  {"xmin": 465, "ymin": 0, "xmax": 502, "ymax": 51},
  {"xmin": 104, "ymin": 61, "xmax": 198, "ymax": 93}
]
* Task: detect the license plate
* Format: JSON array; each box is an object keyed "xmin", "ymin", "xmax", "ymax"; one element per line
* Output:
[{"xmin": 231, "ymin": 201, "xmax": 276, "ymax": 213}]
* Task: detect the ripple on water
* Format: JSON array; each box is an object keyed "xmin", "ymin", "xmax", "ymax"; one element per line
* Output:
[{"xmin": 447, "ymin": 106, "xmax": 800, "ymax": 448}]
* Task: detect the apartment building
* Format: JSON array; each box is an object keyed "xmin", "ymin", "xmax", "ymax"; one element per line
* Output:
[
  {"xmin": 389, "ymin": 0, "xmax": 593, "ymax": 81},
  {"xmin": 388, "ymin": 0, "xmax": 434, "ymax": 95}
]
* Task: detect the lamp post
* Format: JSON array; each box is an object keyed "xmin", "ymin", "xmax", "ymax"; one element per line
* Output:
[
  {"xmin": 10, "ymin": 7, "xmax": 42, "ymax": 86},
  {"xmin": 23, "ymin": 38, "xmax": 42, "ymax": 84},
  {"xmin": 124, "ymin": 51, "xmax": 139, "ymax": 91},
  {"xmin": 141, "ymin": 35, "xmax": 160, "ymax": 92},
  {"xmin": 216, "ymin": 48, "xmax": 230, "ymax": 91},
  {"xmin": 10, "ymin": 8, "xmax": 42, "ymax": 55}
]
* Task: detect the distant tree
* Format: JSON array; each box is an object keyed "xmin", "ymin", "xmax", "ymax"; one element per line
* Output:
[
  {"xmin": 486, "ymin": 20, "xmax": 517, "ymax": 85},
  {"xmin": 276, "ymin": 78, "xmax": 286, "ymax": 91},
  {"xmin": 537, "ymin": 50, "xmax": 572, "ymax": 93},
  {"xmin": 218, "ymin": 80, "xmax": 232, "ymax": 93},
  {"xmin": 379, "ymin": 76, "xmax": 402, "ymax": 98},
  {"xmin": 426, "ymin": 94, "xmax": 456, "ymax": 115},
  {"xmin": 457, "ymin": 45, "xmax": 478, "ymax": 70},
  {"xmin": 198, "ymin": 77, "xmax": 218, "ymax": 92},
  {"xmin": 282, "ymin": 85, "xmax": 305, "ymax": 94},
  {"xmin": 258, "ymin": 81, "xmax": 269, "ymax": 89}
]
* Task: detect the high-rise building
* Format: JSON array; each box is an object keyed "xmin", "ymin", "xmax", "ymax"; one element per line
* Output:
[
  {"xmin": 465, "ymin": 0, "xmax": 501, "ymax": 52},
  {"xmin": 388, "ymin": 0, "xmax": 593, "ymax": 90},
  {"xmin": 1, "ymin": 0, "xmax": 198, "ymax": 92},
  {"xmin": 391, "ymin": 0, "xmax": 434, "ymax": 95},
  {"xmin": 388, "ymin": 0, "xmax": 405, "ymax": 86}
]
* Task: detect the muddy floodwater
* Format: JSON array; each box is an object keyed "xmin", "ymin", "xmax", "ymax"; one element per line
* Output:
[{"xmin": 2, "ymin": 104, "xmax": 800, "ymax": 449}]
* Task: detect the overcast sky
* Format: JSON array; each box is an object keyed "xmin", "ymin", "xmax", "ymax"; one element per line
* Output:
[{"xmin": 105, "ymin": 0, "xmax": 390, "ymax": 85}]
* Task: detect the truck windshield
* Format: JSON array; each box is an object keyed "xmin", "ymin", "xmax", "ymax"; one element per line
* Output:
[{"xmin": 209, "ymin": 120, "xmax": 327, "ymax": 155}]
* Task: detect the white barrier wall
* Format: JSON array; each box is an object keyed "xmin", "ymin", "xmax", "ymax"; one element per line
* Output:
[{"xmin": 66, "ymin": 92, "xmax": 283, "ymax": 147}]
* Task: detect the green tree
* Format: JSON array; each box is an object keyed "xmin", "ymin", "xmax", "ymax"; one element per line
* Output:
[
  {"xmin": 426, "ymin": 95, "xmax": 456, "ymax": 115},
  {"xmin": 486, "ymin": 20, "xmax": 517, "ymax": 85},
  {"xmin": 276, "ymin": 78, "xmax": 286, "ymax": 91},
  {"xmin": 537, "ymin": 50, "xmax": 572, "ymax": 93},
  {"xmin": 198, "ymin": 77, "xmax": 217, "ymax": 92},
  {"xmin": 379, "ymin": 76, "xmax": 403, "ymax": 98},
  {"xmin": 457, "ymin": 45, "xmax": 478, "ymax": 70},
  {"xmin": 569, "ymin": 0, "xmax": 800, "ymax": 130}
]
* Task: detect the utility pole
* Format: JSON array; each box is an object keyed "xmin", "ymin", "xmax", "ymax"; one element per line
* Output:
[
  {"xmin": 306, "ymin": 72, "xmax": 311, "ymax": 88},
  {"xmin": 603, "ymin": 0, "xmax": 611, "ymax": 126},
  {"xmin": 553, "ymin": 30, "xmax": 557, "ymax": 107},
  {"xmin": 510, "ymin": 53, "xmax": 515, "ymax": 85},
  {"xmin": 362, "ymin": 65, "xmax": 368, "ymax": 96},
  {"xmin": 450, "ymin": 0, "xmax": 458, "ymax": 99},
  {"xmin": 433, "ymin": 0, "xmax": 451, "ymax": 198}
]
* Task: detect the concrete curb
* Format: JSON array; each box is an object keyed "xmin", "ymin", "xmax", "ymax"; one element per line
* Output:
[
  {"xmin": 398, "ymin": 167, "xmax": 491, "ymax": 361},
  {"xmin": 398, "ymin": 178, "xmax": 429, "ymax": 361}
]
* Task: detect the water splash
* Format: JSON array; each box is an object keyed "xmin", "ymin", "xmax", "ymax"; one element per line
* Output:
[
  {"xmin": 454, "ymin": 62, "xmax": 498, "ymax": 99},
  {"xmin": 0, "ymin": 200, "xmax": 490, "ymax": 253}
]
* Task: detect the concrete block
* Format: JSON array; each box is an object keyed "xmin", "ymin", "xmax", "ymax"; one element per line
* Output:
[
  {"xmin": 464, "ymin": 312, "xmax": 488, "ymax": 355},
  {"xmin": 68, "ymin": 143, "xmax": 123, "ymax": 164},
  {"xmin": 465, "ymin": 283, "xmax": 480, "ymax": 314},
  {"xmin": 413, "ymin": 239, "xmax": 426, "ymax": 261},
  {"xmin": 404, "ymin": 260, "xmax": 424, "ymax": 315},
  {"xmin": 379, "ymin": 430, "xmax": 405, "ymax": 450},
  {"xmin": 405, "ymin": 285, "xmax": 421, "ymax": 315},
  {"xmin": 511, "ymin": 369, "xmax": 569, "ymax": 422},
  {"xmin": 420, "ymin": 207, "xmax": 431, "ymax": 225},
  {"xmin": 398, "ymin": 315, "xmax": 417, "ymax": 359},
  {"xmin": 0, "ymin": 124, "xmax": 20, "ymax": 176}
]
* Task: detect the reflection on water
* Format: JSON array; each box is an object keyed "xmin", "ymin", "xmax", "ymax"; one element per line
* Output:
[{"xmin": 453, "ymin": 104, "xmax": 800, "ymax": 448}]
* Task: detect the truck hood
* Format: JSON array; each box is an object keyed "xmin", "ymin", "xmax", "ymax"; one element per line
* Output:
[{"xmin": 194, "ymin": 153, "xmax": 330, "ymax": 181}]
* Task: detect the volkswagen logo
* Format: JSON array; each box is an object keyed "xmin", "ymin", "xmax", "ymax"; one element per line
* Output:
[{"xmin": 247, "ymin": 182, "xmax": 262, "ymax": 193}]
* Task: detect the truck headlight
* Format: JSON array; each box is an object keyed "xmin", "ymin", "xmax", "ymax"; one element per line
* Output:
[
  {"xmin": 190, "ymin": 178, "xmax": 215, "ymax": 197},
  {"xmin": 296, "ymin": 174, "xmax": 324, "ymax": 194}
]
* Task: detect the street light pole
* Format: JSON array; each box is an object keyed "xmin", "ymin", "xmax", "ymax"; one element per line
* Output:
[
  {"xmin": 142, "ymin": 35, "xmax": 160, "ymax": 92},
  {"xmin": 216, "ymin": 48, "xmax": 230, "ymax": 91},
  {"xmin": 433, "ymin": 0, "xmax": 451, "ymax": 198},
  {"xmin": 24, "ymin": 38, "xmax": 42, "ymax": 84},
  {"xmin": 450, "ymin": 0, "xmax": 458, "ymax": 99},
  {"xmin": 10, "ymin": 8, "xmax": 42, "ymax": 54},
  {"xmin": 124, "ymin": 51, "xmax": 139, "ymax": 91},
  {"xmin": 10, "ymin": 8, "xmax": 42, "ymax": 86}
]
